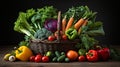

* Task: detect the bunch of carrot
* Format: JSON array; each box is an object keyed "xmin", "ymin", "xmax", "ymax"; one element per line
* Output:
[
  {"xmin": 62, "ymin": 13, "xmax": 89, "ymax": 35},
  {"xmin": 62, "ymin": 13, "xmax": 75, "ymax": 34},
  {"xmin": 61, "ymin": 5, "xmax": 97, "ymax": 36}
]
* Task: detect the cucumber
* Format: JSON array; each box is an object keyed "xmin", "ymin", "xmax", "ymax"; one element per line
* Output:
[
  {"xmin": 61, "ymin": 52, "xmax": 65, "ymax": 55},
  {"xmin": 52, "ymin": 57, "xmax": 57, "ymax": 62},
  {"xmin": 57, "ymin": 55, "xmax": 66, "ymax": 62},
  {"xmin": 55, "ymin": 51, "xmax": 61, "ymax": 57}
]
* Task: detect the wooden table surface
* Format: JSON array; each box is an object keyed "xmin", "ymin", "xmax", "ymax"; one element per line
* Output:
[{"xmin": 0, "ymin": 45, "xmax": 120, "ymax": 67}]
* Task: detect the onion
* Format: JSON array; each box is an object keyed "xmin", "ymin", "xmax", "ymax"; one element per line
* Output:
[{"xmin": 44, "ymin": 19, "xmax": 57, "ymax": 32}]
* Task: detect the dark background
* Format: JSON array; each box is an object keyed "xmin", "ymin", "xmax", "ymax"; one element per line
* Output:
[{"xmin": 0, "ymin": 0, "xmax": 119, "ymax": 46}]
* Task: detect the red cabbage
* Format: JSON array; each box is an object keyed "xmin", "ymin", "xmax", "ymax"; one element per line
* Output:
[{"xmin": 44, "ymin": 19, "xmax": 57, "ymax": 32}]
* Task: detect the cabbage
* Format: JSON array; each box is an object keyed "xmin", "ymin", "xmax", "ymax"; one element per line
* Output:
[{"xmin": 44, "ymin": 19, "xmax": 57, "ymax": 33}]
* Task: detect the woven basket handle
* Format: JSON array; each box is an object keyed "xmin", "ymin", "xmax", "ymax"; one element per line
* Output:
[{"xmin": 57, "ymin": 11, "xmax": 61, "ymax": 42}]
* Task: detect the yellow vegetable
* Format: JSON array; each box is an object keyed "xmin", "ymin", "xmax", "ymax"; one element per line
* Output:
[
  {"xmin": 15, "ymin": 46, "xmax": 33, "ymax": 61},
  {"xmin": 4, "ymin": 53, "xmax": 11, "ymax": 61}
]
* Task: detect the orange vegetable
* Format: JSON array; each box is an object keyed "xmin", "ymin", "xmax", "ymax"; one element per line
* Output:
[
  {"xmin": 66, "ymin": 50, "xmax": 78, "ymax": 61},
  {"xmin": 62, "ymin": 15, "xmax": 67, "ymax": 34},
  {"xmin": 78, "ymin": 27, "xmax": 82, "ymax": 35},
  {"xmin": 74, "ymin": 18, "xmax": 85, "ymax": 30},
  {"xmin": 82, "ymin": 19, "xmax": 88, "ymax": 26},
  {"xmin": 65, "ymin": 15, "xmax": 74, "ymax": 31},
  {"xmin": 77, "ymin": 19, "xmax": 88, "ymax": 35}
]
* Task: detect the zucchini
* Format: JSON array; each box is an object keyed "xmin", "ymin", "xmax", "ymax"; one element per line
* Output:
[
  {"xmin": 52, "ymin": 57, "xmax": 57, "ymax": 62},
  {"xmin": 55, "ymin": 51, "xmax": 61, "ymax": 57},
  {"xmin": 57, "ymin": 55, "xmax": 66, "ymax": 62},
  {"xmin": 61, "ymin": 52, "xmax": 65, "ymax": 55}
]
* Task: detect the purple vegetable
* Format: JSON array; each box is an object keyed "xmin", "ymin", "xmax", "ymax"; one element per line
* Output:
[{"xmin": 44, "ymin": 19, "xmax": 57, "ymax": 32}]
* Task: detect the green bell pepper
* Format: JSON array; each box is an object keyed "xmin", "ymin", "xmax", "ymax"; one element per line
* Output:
[{"xmin": 65, "ymin": 28, "xmax": 77, "ymax": 40}]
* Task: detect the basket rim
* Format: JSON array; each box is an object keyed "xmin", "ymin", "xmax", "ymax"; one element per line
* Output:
[{"xmin": 30, "ymin": 39, "xmax": 80, "ymax": 44}]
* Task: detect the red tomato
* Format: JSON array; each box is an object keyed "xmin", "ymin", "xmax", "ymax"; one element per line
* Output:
[
  {"xmin": 86, "ymin": 50, "xmax": 98, "ymax": 62},
  {"xmin": 62, "ymin": 34, "xmax": 68, "ymax": 40},
  {"xmin": 29, "ymin": 55, "xmax": 35, "ymax": 62},
  {"xmin": 35, "ymin": 55, "xmax": 42, "ymax": 62},
  {"xmin": 78, "ymin": 55, "xmax": 86, "ymax": 62},
  {"xmin": 66, "ymin": 50, "xmax": 78, "ymax": 61},
  {"xmin": 48, "ymin": 35, "xmax": 56, "ymax": 41},
  {"xmin": 42, "ymin": 56, "xmax": 49, "ymax": 62}
]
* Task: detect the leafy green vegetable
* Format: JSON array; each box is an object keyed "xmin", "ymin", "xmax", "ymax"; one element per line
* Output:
[
  {"xmin": 34, "ymin": 28, "xmax": 52, "ymax": 40},
  {"xmin": 78, "ymin": 21, "xmax": 104, "ymax": 50},
  {"xmin": 86, "ymin": 26, "xmax": 105, "ymax": 36},
  {"xmin": 26, "ymin": 8, "xmax": 36, "ymax": 19},
  {"xmin": 80, "ymin": 34, "xmax": 99, "ymax": 50},
  {"xmin": 18, "ymin": 40, "xmax": 29, "ymax": 47},
  {"xmin": 109, "ymin": 48, "xmax": 120, "ymax": 61},
  {"xmin": 37, "ymin": 6, "xmax": 57, "ymax": 24},
  {"xmin": 85, "ymin": 21, "xmax": 105, "ymax": 36},
  {"xmin": 14, "ymin": 12, "xmax": 35, "ymax": 39},
  {"xmin": 31, "ymin": 13, "xmax": 42, "ymax": 30}
]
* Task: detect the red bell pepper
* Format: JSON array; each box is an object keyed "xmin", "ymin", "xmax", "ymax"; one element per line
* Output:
[
  {"xmin": 86, "ymin": 50, "xmax": 98, "ymax": 62},
  {"xmin": 97, "ymin": 47, "xmax": 110, "ymax": 61}
]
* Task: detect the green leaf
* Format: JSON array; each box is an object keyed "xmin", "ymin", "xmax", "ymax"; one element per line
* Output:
[
  {"xmin": 110, "ymin": 48, "xmax": 120, "ymax": 61},
  {"xmin": 80, "ymin": 34, "xmax": 90, "ymax": 50},
  {"xmin": 26, "ymin": 8, "xmax": 36, "ymax": 19},
  {"xmin": 18, "ymin": 40, "xmax": 29, "ymax": 47},
  {"xmin": 80, "ymin": 34, "xmax": 99, "ymax": 50},
  {"xmin": 86, "ymin": 26, "xmax": 105, "ymax": 36},
  {"xmin": 88, "ymin": 21, "xmax": 103, "ymax": 30}
]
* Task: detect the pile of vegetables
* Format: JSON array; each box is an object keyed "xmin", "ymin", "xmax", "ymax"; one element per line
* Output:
[
  {"xmin": 62, "ymin": 6, "xmax": 105, "ymax": 50},
  {"xmin": 14, "ymin": 6, "xmax": 58, "ymax": 46},
  {"xmin": 5, "ymin": 5, "xmax": 119, "ymax": 62}
]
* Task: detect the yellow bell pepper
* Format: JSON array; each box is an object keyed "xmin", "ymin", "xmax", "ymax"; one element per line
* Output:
[{"xmin": 15, "ymin": 46, "xmax": 33, "ymax": 61}]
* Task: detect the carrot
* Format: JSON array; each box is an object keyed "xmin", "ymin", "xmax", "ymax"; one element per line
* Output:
[
  {"xmin": 65, "ymin": 15, "xmax": 74, "ymax": 31},
  {"xmin": 74, "ymin": 18, "xmax": 85, "ymax": 30},
  {"xmin": 82, "ymin": 19, "xmax": 88, "ymax": 26},
  {"xmin": 78, "ymin": 27, "xmax": 82, "ymax": 35},
  {"xmin": 77, "ymin": 19, "xmax": 88, "ymax": 35},
  {"xmin": 62, "ymin": 15, "xmax": 67, "ymax": 34}
]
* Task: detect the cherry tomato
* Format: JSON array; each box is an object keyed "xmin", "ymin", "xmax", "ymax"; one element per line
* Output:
[
  {"xmin": 48, "ymin": 35, "xmax": 56, "ymax": 41},
  {"xmin": 78, "ymin": 55, "xmax": 86, "ymax": 62},
  {"xmin": 42, "ymin": 56, "xmax": 49, "ymax": 62},
  {"xmin": 62, "ymin": 34, "xmax": 68, "ymax": 40},
  {"xmin": 35, "ymin": 55, "xmax": 42, "ymax": 62},
  {"xmin": 29, "ymin": 55, "xmax": 35, "ymax": 62}
]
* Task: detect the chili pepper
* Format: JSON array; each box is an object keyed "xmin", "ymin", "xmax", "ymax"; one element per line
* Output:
[
  {"xmin": 65, "ymin": 28, "xmax": 77, "ymax": 40},
  {"xmin": 86, "ymin": 49, "xmax": 98, "ymax": 62},
  {"xmin": 15, "ymin": 46, "xmax": 33, "ymax": 61}
]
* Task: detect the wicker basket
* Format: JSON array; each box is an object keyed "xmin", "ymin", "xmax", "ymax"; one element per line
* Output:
[
  {"xmin": 29, "ymin": 11, "xmax": 80, "ymax": 55},
  {"xmin": 29, "ymin": 39, "xmax": 80, "ymax": 55}
]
